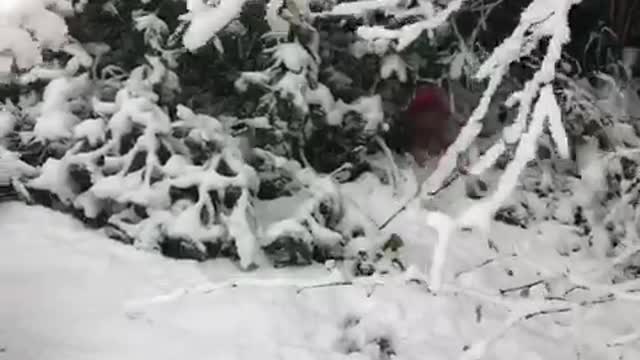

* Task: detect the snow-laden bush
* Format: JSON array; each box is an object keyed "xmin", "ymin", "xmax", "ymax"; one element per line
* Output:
[
  {"xmin": 1, "ymin": 51, "xmax": 400, "ymax": 271},
  {"xmin": 1, "ymin": 57, "xmax": 254, "ymax": 267}
]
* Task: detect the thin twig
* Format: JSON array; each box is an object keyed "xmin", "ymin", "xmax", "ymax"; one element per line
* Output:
[
  {"xmin": 607, "ymin": 332, "xmax": 640, "ymax": 347},
  {"xmin": 379, "ymin": 168, "xmax": 462, "ymax": 230},
  {"xmin": 374, "ymin": 135, "xmax": 401, "ymax": 194},
  {"xmin": 378, "ymin": 193, "xmax": 418, "ymax": 230},
  {"xmin": 296, "ymin": 281, "xmax": 354, "ymax": 293},
  {"xmin": 499, "ymin": 279, "xmax": 545, "ymax": 296},
  {"xmin": 454, "ymin": 253, "xmax": 519, "ymax": 279}
]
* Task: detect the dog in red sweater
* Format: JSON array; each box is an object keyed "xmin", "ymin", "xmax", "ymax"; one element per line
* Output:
[{"xmin": 391, "ymin": 85, "xmax": 462, "ymax": 165}]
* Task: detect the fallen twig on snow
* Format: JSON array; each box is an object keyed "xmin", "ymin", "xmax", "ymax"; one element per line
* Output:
[
  {"xmin": 499, "ymin": 279, "xmax": 545, "ymax": 296},
  {"xmin": 123, "ymin": 269, "xmax": 346, "ymax": 311}
]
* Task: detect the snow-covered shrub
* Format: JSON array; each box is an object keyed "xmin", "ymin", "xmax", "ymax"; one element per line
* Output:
[
  {"xmin": 1, "ymin": 50, "xmax": 402, "ymax": 271},
  {"xmin": 0, "ymin": 57, "xmax": 259, "ymax": 268},
  {"xmin": 0, "ymin": 0, "xmax": 417, "ymax": 271}
]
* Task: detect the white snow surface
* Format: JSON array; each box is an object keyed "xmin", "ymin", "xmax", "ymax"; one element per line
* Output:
[{"xmin": 1, "ymin": 170, "xmax": 638, "ymax": 359}]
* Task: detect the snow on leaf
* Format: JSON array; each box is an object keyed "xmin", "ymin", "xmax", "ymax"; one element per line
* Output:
[
  {"xmin": 0, "ymin": 0, "xmax": 70, "ymax": 71},
  {"xmin": 275, "ymin": 72, "xmax": 309, "ymax": 112},
  {"xmin": 182, "ymin": 0, "xmax": 248, "ymax": 51},
  {"xmin": 271, "ymin": 42, "xmax": 313, "ymax": 73},
  {"xmin": 22, "ymin": 6, "xmax": 68, "ymax": 50},
  {"xmin": 34, "ymin": 110, "xmax": 80, "ymax": 141},
  {"xmin": 90, "ymin": 172, "xmax": 145, "ymax": 201},
  {"xmin": 28, "ymin": 158, "xmax": 76, "ymax": 204},
  {"xmin": 0, "ymin": 110, "xmax": 16, "ymax": 139},
  {"xmin": 73, "ymin": 191, "xmax": 104, "ymax": 219},
  {"xmin": 307, "ymin": 83, "xmax": 336, "ymax": 114},
  {"xmin": 234, "ymin": 71, "xmax": 271, "ymax": 92},
  {"xmin": 380, "ymin": 54, "xmax": 408, "ymax": 83},
  {"xmin": 349, "ymin": 95, "xmax": 385, "ymax": 132},
  {"xmin": 73, "ymin": 118, "xmax": 106, "ymax": 147},
  {"xmin": 0, "ymin": 26, "xmax": 43, "ymax": 70}
]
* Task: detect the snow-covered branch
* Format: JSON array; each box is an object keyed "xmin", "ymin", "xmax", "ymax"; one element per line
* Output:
[
  {"xmin": 423, "ymin": 0, "xmax": 580, "ymax": 230},
  {"xmin": 331, "ymin": 0, "xmax": 469, "ymax": 51}
]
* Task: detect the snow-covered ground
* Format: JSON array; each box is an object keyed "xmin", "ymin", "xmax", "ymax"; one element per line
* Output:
[{"xmin": 0, "ymin": 171, "xmax": 638, "ymax": 360}]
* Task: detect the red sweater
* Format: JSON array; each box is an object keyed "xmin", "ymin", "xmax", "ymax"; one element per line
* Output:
[{"xmin": 402, "ymin": 86, "xmax": 460, "ymax": 164}]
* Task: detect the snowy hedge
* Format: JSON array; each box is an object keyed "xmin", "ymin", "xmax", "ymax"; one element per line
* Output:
[{"xmin": 0, "ymin": 55, "xmax": 406, "ymax": 272}]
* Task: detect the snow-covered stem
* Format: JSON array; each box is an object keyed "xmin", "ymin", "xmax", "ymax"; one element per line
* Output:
[
  {"xmin": 374, "ymin": 135, "xmax": 401, "ymax": 194},
  {"xmin": 355, "ymin": 0, "xmax": 469, "ymax": 51},
  {"xmin": 124, "ymin": 268, "xmax": 349, "ymax": 309},
  {"xmin": 425, "ymin": 211, "xmax": 456, "ymax": 292}
]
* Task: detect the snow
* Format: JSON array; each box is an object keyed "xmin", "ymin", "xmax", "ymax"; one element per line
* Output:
[
  {"xmin": 34, "ymin": 110, "xmax": 80, "ymax": 141},
  {"xmin": 2, "ymin": 163, "xmax": 640, "ymax": 359}
]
